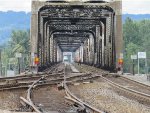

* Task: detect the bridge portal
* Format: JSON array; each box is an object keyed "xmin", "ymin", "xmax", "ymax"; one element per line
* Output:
[{"xmin": 30, "ymin": 0, "xmax": 122, "ymax": 72}]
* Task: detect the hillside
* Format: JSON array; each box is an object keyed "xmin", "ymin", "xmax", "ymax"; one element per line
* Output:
[
  {"xmin": 0, "ymin": 11, "xmax": 150, "ymax": 45},
  {"xmin": 0, "ymin": 11, "xmax": 30, "ymax": 45},
  {"xmin": 122, "ymin": 14, "xmax": 150, "ymax": 22}
]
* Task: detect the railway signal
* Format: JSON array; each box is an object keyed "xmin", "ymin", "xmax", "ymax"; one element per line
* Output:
[
  {"xmin": 34, "ymin": 57, "xmax": 39, "ymax": 65},
  {"xmin": 117, "ymin": 53, "xmax": 123, "ymax": 74},
  {"xmin": 118, "ymin": 58, "xmax": 123, "ymax": 65}
]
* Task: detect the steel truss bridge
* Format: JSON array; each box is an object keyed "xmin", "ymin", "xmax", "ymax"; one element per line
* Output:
[{"xmin": 30, "ymin": 0, "xmax": 122, "ymax": 72}]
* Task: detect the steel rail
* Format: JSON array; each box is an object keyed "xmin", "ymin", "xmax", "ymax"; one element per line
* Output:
[
  {"xmin": 20, "ymin": 77, "xmax": 44, "ymax": 113},
  {"xmin": 63, "ymin": 63, "xmax": 105, "ymax": 113},
  {"xmin": 101, "ymin": 75, "xmax": 150, "ymax": 100},
  {"xmin": 119, "ymin": 75, "xmax": 150, "ymax": 88},
  {"xmin": 18, "ymin": 64, "xmax": 104, "ymax": 113},
  {"xmin": 76, "ymin": 64, "xmax": 150, "ymax": 99},
  {"xmin": 0, "ymin": 73, "xmax": 99, "ymax": 90},
  {"xmin": 19, "ymin": 64, "xmax": 64, "ymax": 113}
]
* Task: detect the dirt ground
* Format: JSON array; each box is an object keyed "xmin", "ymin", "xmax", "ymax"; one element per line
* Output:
[{"xmin": 0, "ymin": 89, "xmax": 26, "ymax": 111}]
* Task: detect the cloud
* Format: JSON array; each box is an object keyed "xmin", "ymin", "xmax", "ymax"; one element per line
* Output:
[
  {"xmin": 0, "ymin": 0, "xmax": 150, "ymax": 14},
  {"xmin": 122, "ymin": 0, "xmax": 150, "ymax": 14},
  {"xmin": 0, "ymin": 0, "xmax": 31, "ymax": 12}
]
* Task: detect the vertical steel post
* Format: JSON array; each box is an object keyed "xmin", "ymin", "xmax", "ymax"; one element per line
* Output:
[
  {"xmin": 145, "ymin": 57, "xmax": 148, "ymax": 75},
  {"xmin": 138, "ymin": 56, "xmax": 140, "ymax": 75},
  {"xmin": 133, "ymin": 59, "xmax": 135, "ymax": 75},
  {"xmin": 18, "ymin": 58, "xmax": 20, "ymax": 74}
]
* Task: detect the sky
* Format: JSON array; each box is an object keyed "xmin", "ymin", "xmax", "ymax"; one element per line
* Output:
[{"xmin": 0, "ymin": 0, "xmax": 150, "ymax": 14}]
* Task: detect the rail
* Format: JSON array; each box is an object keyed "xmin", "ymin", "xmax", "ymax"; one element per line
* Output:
[
  {"xmin": 20, "ymin": 77, "xmax": 43, "ymax": 113},
  {"xmin": 63, "ymin": 63, "xmax": 105, "ymax": 113},
  {"xmin": 101, "ymin": 75, "xmax": 150, "ymax": 100},
  {"xmin": 18, "ymin": 63, "xmax": 106, "ymax": 113}
]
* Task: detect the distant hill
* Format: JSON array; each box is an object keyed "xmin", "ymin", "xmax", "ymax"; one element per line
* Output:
[
  {"xmin": 122, "ymin": 14, "xmax": 150, "ymax": 22},
  {"xmin": 0, "ymin": 11, "xmax": 150, "ymax": 45},
  {"xmin": 0, "ymin": 11, "xmax": 30, "ymax": 45}
]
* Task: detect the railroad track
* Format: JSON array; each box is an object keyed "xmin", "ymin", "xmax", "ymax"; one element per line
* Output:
[
  {"xmin": 74, "ymin": 63, "xmax": 150, "ymax": 106},
  {"xmin": 0, "ymin": 72, "xmax": 100, "ymax": 90},
  {"xmin": 0, "ymin": 63, "xmax": 64, "ymax": 83},
  {"xmin": 101, "ymin": 74, "xmax": 150, "ymax": 106},
  {"xmin": 0, "ymin": 62, "xmax": 102, "ymax": 90},
  {"xmin": 19, "ymin": 63, "xmax": 66, "ymax": 113},
  {"xmin": 64, "ymin": 63, "xmax": 106, "ymax": 113},
  {"xmin": 0, "ymin": 72, "xmax": 64, "ymax": 90},
  {"xmin": 103, "ymin": 73, "xmax": 150, "ymax": 93},
  {"xmin": 43, "ymin": 63, "xmax": 64, "ymax": 74},
  {"xmin": 5, "ymin": 63, "xmax": 150, "ymax": 113},
  {"xmin": 18, "ymin": 63, "xmax": 107, "ymax": 113}
]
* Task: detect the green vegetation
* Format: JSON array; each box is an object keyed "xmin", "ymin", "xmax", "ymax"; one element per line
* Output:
[
  {"xmin": 0, "ymin": 30, "xmax": 30, "ymax": 75},
  {"xmin": 123, "ymin": 17, "xmax": 150, "ymax": 74}
]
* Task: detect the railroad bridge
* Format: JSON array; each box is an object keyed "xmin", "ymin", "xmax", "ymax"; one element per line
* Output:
[{"xmin": 30, "ymin": 0, "xmax": 122, "ymax": 72}]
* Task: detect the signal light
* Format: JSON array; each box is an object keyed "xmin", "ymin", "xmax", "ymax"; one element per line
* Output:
[
  {"xmin": 34, "ymin": 57, "xmax": 39, "ymax": 65},
  {"xmin": 118, "ymin": 59, "xmax": 123, "ymax": 65}
]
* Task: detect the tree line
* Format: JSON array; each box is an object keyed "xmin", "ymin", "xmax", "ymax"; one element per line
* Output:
[
  {"xmin": 0, "ymin": 30, "xmax": 30, "ymax": 75},
  {"xmin": 123, "ymin": 17, "xmax": 150, "ymax": 74}
]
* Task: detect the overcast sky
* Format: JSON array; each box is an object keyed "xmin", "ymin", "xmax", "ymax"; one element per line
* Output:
[{"xmin": 0, "ymin": 0, "xmax": 150, "ymax": 14}]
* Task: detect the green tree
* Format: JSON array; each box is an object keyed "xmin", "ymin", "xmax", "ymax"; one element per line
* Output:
[
  {"xmin": 1, "ymin": 29, "xmax": 30, "ymax": 74},
  {"xmin": 123, "ymin": 18, "xmax": 150, "ymax": 73},
  {"xmin": 123, "ymin": 17, "xmax": 142, "ymax": 47},
  {"xmin": 9, "ymin": 30, "xmax": 30, "ymax": 55},
  {"xmin": 124, "ymin": 42, "xmax": 139, "ymax": 72}
]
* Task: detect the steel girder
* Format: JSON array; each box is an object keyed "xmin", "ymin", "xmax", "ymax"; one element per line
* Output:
[{"xmin": 37, "ymin": 3, "xmax": 115, "ymax": 70}]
